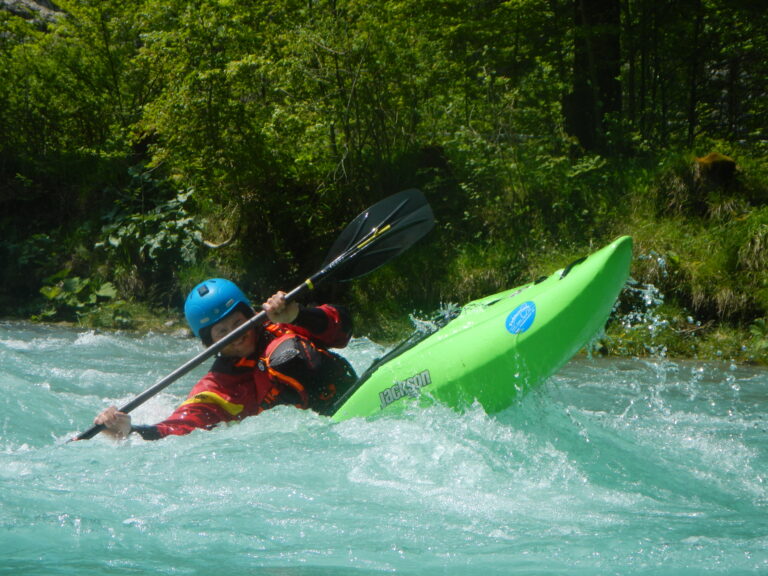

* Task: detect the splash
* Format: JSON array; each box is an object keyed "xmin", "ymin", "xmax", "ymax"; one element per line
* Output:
[
  {"xmin": 606, "ymin": 250, "xmax": 675, "ymax": 357},
  {"xmin": 408, "ymin": 302, "xmax": 463, "ymax": 335}
]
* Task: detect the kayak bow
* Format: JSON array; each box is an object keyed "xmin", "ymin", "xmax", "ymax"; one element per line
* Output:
[{"xmin": 332, "ymin": 236, "xmax": 633, "ymax": 421}]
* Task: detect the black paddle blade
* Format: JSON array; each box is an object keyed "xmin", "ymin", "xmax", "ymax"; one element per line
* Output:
[{"xmin": 322, "ymin": 188, "xmax": 435, "ymax": 280}]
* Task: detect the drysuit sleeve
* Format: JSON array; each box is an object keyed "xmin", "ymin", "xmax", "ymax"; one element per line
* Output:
[{"xmin": 130, "ymin": 391, "xmax": 235, "ymax": 440}]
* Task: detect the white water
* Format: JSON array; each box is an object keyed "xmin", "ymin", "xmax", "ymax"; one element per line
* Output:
[{"xmin": 1, "ymin": 321, "xmax": 767, "ymax": 574}]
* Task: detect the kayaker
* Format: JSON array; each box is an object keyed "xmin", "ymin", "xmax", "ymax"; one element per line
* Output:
[{"xmin": 93, "ymin": 278, "xmax": 356, "ymax": 440}]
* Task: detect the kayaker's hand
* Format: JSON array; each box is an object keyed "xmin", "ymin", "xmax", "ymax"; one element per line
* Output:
[
  {"xmin": 94, "ymin": 406, "xmax": 132, "ymax": 439},
  {"xmin": 263, "ymin": 291, "xmax": 299, "ymax": 324}
]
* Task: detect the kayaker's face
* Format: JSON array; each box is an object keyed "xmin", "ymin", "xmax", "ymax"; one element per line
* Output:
[{"xmin": 210, "ymin": 310, "xmax": 257, "ymax": 358}]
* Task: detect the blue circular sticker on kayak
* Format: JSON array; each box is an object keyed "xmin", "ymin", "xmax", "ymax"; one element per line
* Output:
[{"xmin": 506, "ymin": 302, "xmax": 536, "ymax": 334}]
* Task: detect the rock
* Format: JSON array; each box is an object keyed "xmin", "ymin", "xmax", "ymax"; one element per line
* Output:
[
  {"xmin": 1, "ymin": 0, "xmax": 60, "ymax": 24},
  {"xmin": 694, "ymin": 152, "xmax": 737, "ymax": 189}
]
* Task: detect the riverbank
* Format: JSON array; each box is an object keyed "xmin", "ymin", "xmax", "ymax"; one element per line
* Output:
[
  {"xmin": 7, "ymin": 146, "xmax": 768, "ymax": 367},
  {"xmin": 5, "ymin": 291, "xmax": 765, "ymax": 367}
]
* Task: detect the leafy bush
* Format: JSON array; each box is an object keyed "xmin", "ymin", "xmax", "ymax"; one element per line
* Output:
[
  {"xmin": 37, "ymin": 270, "xmax": 118, "ymax": 322},
  {"xmin": 95, "ymin": 166, "xmax": 204, "ymax": 306}
]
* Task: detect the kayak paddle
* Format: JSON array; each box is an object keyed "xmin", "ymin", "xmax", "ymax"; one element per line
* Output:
[{"xmin": 71, "ymin": 188, "xmax": 434, "ymax": 441}]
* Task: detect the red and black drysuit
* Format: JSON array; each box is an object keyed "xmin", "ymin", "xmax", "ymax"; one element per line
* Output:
[{"xmin": 131, "ymin": 305, "xmax": 356, "ymax": 440}]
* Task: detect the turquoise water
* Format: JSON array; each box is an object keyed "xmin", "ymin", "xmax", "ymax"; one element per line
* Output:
[{"xmin": 1, "ymin": 321, "xmax": 767, "ymax": 575}]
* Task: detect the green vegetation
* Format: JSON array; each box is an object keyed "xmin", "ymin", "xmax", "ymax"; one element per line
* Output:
[{"xmin": 1, "ymin": 1, "xmax": 767, "ymax": 362}]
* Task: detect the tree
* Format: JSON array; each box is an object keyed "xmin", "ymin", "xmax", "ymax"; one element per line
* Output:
[{"xmin": 565, "ymin": 0, "xmax": 621, "ymax": 151}]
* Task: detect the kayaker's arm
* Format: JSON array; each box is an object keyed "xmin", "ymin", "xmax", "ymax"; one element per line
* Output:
[
  {"xmin": 263, "ymin": 292, "xmax": 352, "ymax": 347},
  {"xmin": 126, "ymin": 404, "xmax": 226, "ymax": 441},
  {"xmin": 94, "ymin": 396, "xmax": 231, "ymax": 442},
  {"xmin": 294, "ymin": 305, "xmax": 352, "ymax": 333}
]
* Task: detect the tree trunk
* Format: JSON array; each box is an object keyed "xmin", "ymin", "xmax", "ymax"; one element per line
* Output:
[
  {"xmin": 686, "ymin": 0, "xmax": 704, "ymax": 147},
  {"xmin": 565, "ymin": 0, "xmax": 622, "ymax": 152}
]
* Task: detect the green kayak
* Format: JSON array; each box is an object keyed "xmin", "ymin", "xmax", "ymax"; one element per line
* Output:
[{"xmin": 331, "ymin": 235, "xmax": 633, "ymax": 421}]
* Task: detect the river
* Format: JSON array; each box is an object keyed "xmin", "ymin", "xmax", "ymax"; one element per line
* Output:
[{"xmin": 1, "ymin": 321, "xmax": 766, "ymax": 575}]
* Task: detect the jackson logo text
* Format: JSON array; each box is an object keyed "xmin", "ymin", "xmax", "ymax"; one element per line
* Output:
[{"xmin": 379, "ymin": 370, "xmax": 432, "ymax": 409}]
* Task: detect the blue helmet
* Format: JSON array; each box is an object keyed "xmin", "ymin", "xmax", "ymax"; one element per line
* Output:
[{"xmin": 184, "ymin": 278, "xmax": 252, "ymax": 338}]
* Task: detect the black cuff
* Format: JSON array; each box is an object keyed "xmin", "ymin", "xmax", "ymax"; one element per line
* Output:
[
  {"xmin": 130, "ymin": 424, "xmax": 163, "ymax": 441},
  {"xmin": 293, "ymin": 306, "xmax": 330, "ymax": 333}
]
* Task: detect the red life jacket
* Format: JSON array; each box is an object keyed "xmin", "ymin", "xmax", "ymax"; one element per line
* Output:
[{"xmin": 260, "ymin": 323, "xmax": 352, "ymax": 410}]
